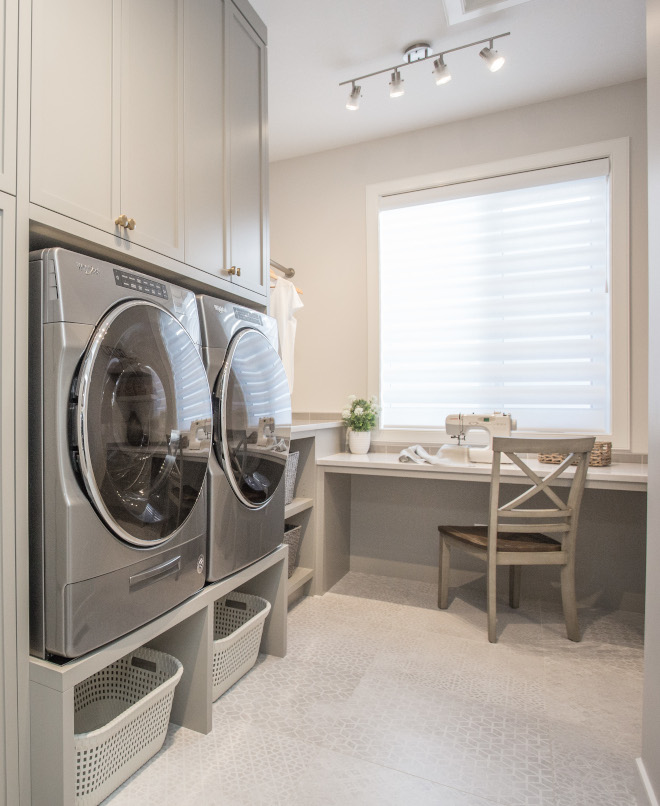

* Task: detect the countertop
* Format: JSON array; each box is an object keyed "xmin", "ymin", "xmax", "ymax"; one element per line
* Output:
[{"xmin": 316, "ymin": 452, "xmax": 648, "ymax": 492}]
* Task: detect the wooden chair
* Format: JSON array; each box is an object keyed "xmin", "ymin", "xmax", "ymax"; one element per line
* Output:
[{"xmin": 438, "ymin": 436, "xmax": 595, "ymax": 643}]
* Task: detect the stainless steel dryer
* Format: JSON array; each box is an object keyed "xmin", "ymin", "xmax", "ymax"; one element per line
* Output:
[
  {"xmin": 29, "ymin": 248, "xmax": 213, "ymax": 659},
  {"xmin": 197, "ymin": 295, "xmax": 292, "ymax": 582}
]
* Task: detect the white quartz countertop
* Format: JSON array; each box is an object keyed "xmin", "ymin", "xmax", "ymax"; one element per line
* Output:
[
  {"xmin": 317, "ymin": 452, "xmax": 648, "ymax": 492},
  {"xmin": 291, "ymin": 421, "xmax": 343, "ymax": 436}
]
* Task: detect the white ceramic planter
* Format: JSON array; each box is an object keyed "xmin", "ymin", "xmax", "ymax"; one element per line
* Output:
[{"xmin": 348, "ymin": 430, "xmax": 371, "ymax": 455}]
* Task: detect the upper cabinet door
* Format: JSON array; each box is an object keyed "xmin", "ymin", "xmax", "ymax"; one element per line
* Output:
[
  {"xmin": 225, "ymin": 2, "xmax": 268, "ymax": 296},
  {"xmin": 0, "ymin": 0, "xmax": 17, "ymax": 195},
  {"xmin": 119, "ymin": 0, "xmax": 185, "ymax": 261},
  {"xmin": 183, "ymin": 0, "xmax": 225, "ymax": 276},
  {"xmin": 30, "ymin": 0, "xmax": 116, "ymax": 228}
]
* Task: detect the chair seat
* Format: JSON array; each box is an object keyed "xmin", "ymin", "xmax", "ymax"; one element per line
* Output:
[{"xmin": 439, "ymin": 525, "xmax": 562, "ymax": 552}]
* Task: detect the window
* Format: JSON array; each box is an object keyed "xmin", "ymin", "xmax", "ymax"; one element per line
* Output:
[{"xmin": 367, "ymin": 141, "xmax": 630, "ymax": 445}]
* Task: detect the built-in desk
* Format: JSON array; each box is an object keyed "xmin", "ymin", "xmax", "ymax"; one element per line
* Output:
[
  {"xmin": 315, "ymin": 452, "xmax": 648, "ymax": 609},
  {"xmin": 318, "ymin": 452, "xmax": 648, "ymax": 492}
]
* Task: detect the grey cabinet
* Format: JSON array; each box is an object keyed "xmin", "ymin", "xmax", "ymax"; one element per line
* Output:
[
  {"xmin": 184, "ymin": 0, "xmax": 268, "ymax": 297},
  {"xmin": 0, "ymin": 191, "xmax": 18, "ymax": 806},
  {"xmin": 31, "ymin": 0, "xmax": 185, "ymax": 261},
  {"xmin": 31, "ymin": 0, "xmax": 268, "ymax": 297},
  {"xmin": 0, "ymin": 0, "xmax": 17, "ymax": 195}
]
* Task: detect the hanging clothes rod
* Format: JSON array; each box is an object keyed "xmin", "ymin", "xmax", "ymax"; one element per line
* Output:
[{"xmin": 270, "ymin": 259, "xmax": 295, "ymax": 278}]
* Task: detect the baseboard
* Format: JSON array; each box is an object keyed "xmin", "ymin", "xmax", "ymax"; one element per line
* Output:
[{"xmin": 637, "ymin": 758, "xmax": 660, "ymax": 806}]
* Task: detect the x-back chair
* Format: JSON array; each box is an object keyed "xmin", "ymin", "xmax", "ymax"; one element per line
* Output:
[{"xmin": 438, "ymin": 436, "xmax": 595, "ymax": 642}]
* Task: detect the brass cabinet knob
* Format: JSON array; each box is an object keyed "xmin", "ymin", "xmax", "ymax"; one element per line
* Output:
[
  {"xmin": 236, "ymin": 267, "xmax": 241, "ymax": 276},
  {"xmin": 227, "ymin": 266, "xmax": 237, "ymax": 275},
  {"xmin": 115, "ymin": 215, "xmax": 136, "ymax": 230}
]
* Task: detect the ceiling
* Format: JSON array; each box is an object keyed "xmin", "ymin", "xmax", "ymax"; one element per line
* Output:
[{"xmin": 247, "ymin": 0, "xmax": 647, "ymax": 163}]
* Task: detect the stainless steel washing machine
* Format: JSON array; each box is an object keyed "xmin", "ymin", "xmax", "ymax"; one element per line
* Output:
[
  {"xmin": 197, "ymin": 295, "xmax": 292, "ymax": 582},
  {"xmin": 29, "ymin": 248, "xmax": 213, "ymax": 659}
]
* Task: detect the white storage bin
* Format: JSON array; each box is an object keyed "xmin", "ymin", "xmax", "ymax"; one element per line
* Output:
[
  {"xmin": 74, "ymin": 647, "xmax": 183, "ymax": 806},
  {"xmin": 212, "ymin": 591, "xmax": 271, "ymax": 701}
]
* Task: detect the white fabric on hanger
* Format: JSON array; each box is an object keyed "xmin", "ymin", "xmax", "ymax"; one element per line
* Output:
[{"xmin": 270, "ymin": 277, "xmax": 303, "ymax": 393}]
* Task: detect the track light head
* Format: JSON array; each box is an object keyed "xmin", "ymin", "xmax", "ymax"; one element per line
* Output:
[
  {"xmin": 346, "ymin": 83, "xmax": 361, "ymax": 111},
  {"xmin": 479, "ymin": 44, "xmax": 505, "ymax": 72},
  {"xmin": 389, "ymin": 69, "xmax": 404, "ymax": 98},
  {"xmin": 432, "ymin": 56, "xmax": 451, "ymax": 86}
]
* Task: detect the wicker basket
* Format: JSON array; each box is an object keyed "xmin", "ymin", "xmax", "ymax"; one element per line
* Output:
[
  {"xmin": 283, "ymin": 523, "xmax": 303, "ymax": 578},
  {"xmin": 538, "ymin": 441, "xmax": 612, "ymax": 467},
  {"xmin": 284, "ymin": 451, "xmax": 299, "ymax": 505},
  {"xmin": 212, "ymin": 592, "xmax": 271, "ymax": 701},
  {"xmin": 74, "ymin": 647, "xmax": 183, "ymax": 806}
]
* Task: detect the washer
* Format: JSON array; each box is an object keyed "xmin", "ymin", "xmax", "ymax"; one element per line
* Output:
[
  {"xmin": 197, "ymin": 294, "xmax": 292, "ymax": 582},
  {"xmin": 29, "ymin": 248, "xmax": 213, "ymax": 659}
]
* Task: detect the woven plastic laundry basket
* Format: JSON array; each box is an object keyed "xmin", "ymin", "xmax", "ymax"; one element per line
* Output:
[
  {"xmin": 283, "ymin": 523, "xmax": 303, "ymax": 578},
  {"xmin": 74, "ymin": 647, "xmax": 183, "ymax": 806},
  {"xmin": 212, "ymin": 591, "xmax": 271, "ymax": 701},
  {"xmin": 284, "ymin": 451, "xmax": 299, "ymax": 505}
]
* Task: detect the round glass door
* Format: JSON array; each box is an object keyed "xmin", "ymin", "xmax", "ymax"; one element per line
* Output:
[
  {"xmin": 215, "ymin": 328, "xmax": 292, "ymax": 509},
  {"xmin": 74, "ymin": 300, "xmax": 213, "ymax": 546}
]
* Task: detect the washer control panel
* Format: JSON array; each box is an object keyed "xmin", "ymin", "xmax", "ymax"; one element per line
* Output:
[{"xmin": 113, "ymin": 268, "xmax": 168, "ymax": 300}]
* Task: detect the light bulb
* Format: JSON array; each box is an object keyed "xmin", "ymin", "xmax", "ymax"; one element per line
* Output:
[
  {"xmin": 389, "ymin": 69, "xmax": 404, "ymax": 98},
  {"xmin": 346, "ymin": 84, "xmax": 361, "ymax": 111},
  {"xmin": 432, "ymin": 57, "xmax": 451, "ymax": 86},
  {"xmin": 480, "ymin": 46, "xmax": 505, "ymax": 72}
]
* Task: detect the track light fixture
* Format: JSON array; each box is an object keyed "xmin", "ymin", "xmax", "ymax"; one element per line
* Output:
[
  {"xmin": 479, "ymin": 40, "xmax": 506, "ymax": 72},
  {"xmin": 432, "ymin": 56, "xmax": 451, "ymax": 86},
  {"xmin": 389, "ymin": 69, "xmax": 404, "ymax": 98},
  {"xmin": 339, "ymin": 32, "xmax": 509, "ymax": 110},
  {"xmin": 346, "ymin": 82, "xmax": 361, "ymax": 110}
]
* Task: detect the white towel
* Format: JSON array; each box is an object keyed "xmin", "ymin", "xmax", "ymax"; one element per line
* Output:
[
  {"xmin": 270, "ymin": 277, "xmax": 304, "ymax": 393},
  {"xmin": 398, "ymin": 445, "xmax": 442, "ymax": 464}
]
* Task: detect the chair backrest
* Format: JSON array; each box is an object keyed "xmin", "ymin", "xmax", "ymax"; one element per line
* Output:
[{"xmin": 488, "ymin": 437, "xmax": 596, "ymax": 549}]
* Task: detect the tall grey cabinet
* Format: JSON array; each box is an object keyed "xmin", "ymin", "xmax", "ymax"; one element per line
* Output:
[
  {"xmin": 30, "ymin": 0, "xmax": 268, "ymax": 297},
  {"xmin": 5, "ymin": 0, "xmax": 271, "ymax": 803}
]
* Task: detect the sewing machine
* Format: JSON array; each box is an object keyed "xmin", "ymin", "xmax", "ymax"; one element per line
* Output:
[{"xmin": 438, "ymin": 412, "xmax": 517, "ymax": 464}]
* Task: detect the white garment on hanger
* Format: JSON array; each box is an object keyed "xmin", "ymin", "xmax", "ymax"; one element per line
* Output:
[{"xmin": 270, "ymin": 277, "xmax": 303, "ymax": 393}]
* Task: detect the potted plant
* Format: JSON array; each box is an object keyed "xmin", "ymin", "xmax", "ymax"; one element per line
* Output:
[{"xmin": 342, "ymin": 395, "xmax": 379, "ymax": 454}]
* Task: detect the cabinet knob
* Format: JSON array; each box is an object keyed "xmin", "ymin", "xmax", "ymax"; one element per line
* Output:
[
  {"xmin": 115, "ymin": 215, "xmax": 137, "ymax": 230},
  {"xmin": 228, "ymin": 266, "xmax": 237, "ymax": 276}
]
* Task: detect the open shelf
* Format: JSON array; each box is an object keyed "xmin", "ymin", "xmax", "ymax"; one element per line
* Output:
[
  {"xmin": 285, "ymin": 496, "xmax": 313, "ymax": 518},
  {"xmin": 287, "ymin": 566, "xmax": 314, "ymax": 596}
]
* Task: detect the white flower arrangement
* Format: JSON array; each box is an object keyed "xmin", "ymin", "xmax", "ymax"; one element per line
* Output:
[{"xmin": 342, "ymin": 395, "xmax": 379, "ymax": 432}]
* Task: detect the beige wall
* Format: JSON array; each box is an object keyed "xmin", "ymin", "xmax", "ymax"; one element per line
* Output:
[
  {"xmin": 642, "ymin": 1, "xmax": 660, "ymax": 801},
  {"xmin": 270, "ymin": 80, "xmax": 649, "ymax": 453}
]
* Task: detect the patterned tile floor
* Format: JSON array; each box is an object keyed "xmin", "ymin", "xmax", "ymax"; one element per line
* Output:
[{"xmin": 107, "ymin": 572, "xmax": 645, "ymax": 805}]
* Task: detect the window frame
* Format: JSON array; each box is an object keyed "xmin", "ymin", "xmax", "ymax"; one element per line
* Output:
[{"xmin": 366, "ymin": 138, "xmax": 631, "ymax": 448}]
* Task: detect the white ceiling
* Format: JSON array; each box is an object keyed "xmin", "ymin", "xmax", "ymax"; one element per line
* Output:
[{"xmin": 247, "ymin": 0, "xmax": 646, "ymax": 162}]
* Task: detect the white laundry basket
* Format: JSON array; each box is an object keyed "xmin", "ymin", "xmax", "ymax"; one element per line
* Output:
[
  {"xmin": 73, "ymin": 647, "xmax": 183, "ymax": 806},
  {"xmin": 212, "ymin": 591, "xmax": 271, "ymax": 701}
]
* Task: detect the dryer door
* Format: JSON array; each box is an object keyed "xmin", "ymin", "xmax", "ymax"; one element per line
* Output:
[
  {"xmin": 215, "ymin": 328, "xmax": 292, "ymax": 509},
  {"xmin": 74, "ymin": 300, "xmax": 213, "ymax": 546}
]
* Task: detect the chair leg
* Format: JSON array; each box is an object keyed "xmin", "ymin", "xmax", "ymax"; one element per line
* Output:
[
  {"xmin": 438, "ymin": 534, "xmax": 450, "ymax": 609},
  {"xmin": 487, "ymin": 560, "xmax": 497, "ymax": 642},
  {"xmin": 509, "ymin": 565, "xmax": 521, "ymax": 609},
  {"xmin": 560, "ymin": 563, "xmax": 580, "ymax": 642}
]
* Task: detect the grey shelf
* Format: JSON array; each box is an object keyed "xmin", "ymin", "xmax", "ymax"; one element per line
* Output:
[{"xmin": 29, "ymin": 546, "xmax": 288, "ymax": 806}]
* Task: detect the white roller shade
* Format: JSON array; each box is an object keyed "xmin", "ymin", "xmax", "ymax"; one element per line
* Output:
[{"xmin": 378, "ymin": 159, "xmax": 611, "ymax": 433}]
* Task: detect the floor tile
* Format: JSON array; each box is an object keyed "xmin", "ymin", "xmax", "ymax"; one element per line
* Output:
[{"xmin": 103, "ymin": 571, "xmax": 644, "ymax": 806}]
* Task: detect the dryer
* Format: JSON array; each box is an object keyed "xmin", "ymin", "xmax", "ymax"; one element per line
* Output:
[
  {"xmin": 197, "ymin": 295, "xmax": 292, "ymax": 582},
  {"xmin": 29, "ymin": 248, "xmax": 213, "ymax": 659}
]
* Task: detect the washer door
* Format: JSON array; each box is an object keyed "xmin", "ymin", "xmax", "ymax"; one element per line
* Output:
[
  {"xmin": 215, "ymin": 328, "xmax": 292, "ymax": 509},
  {"xmin": 74, "ymin": 300, "xmax": 213, "ymax": 546}
]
